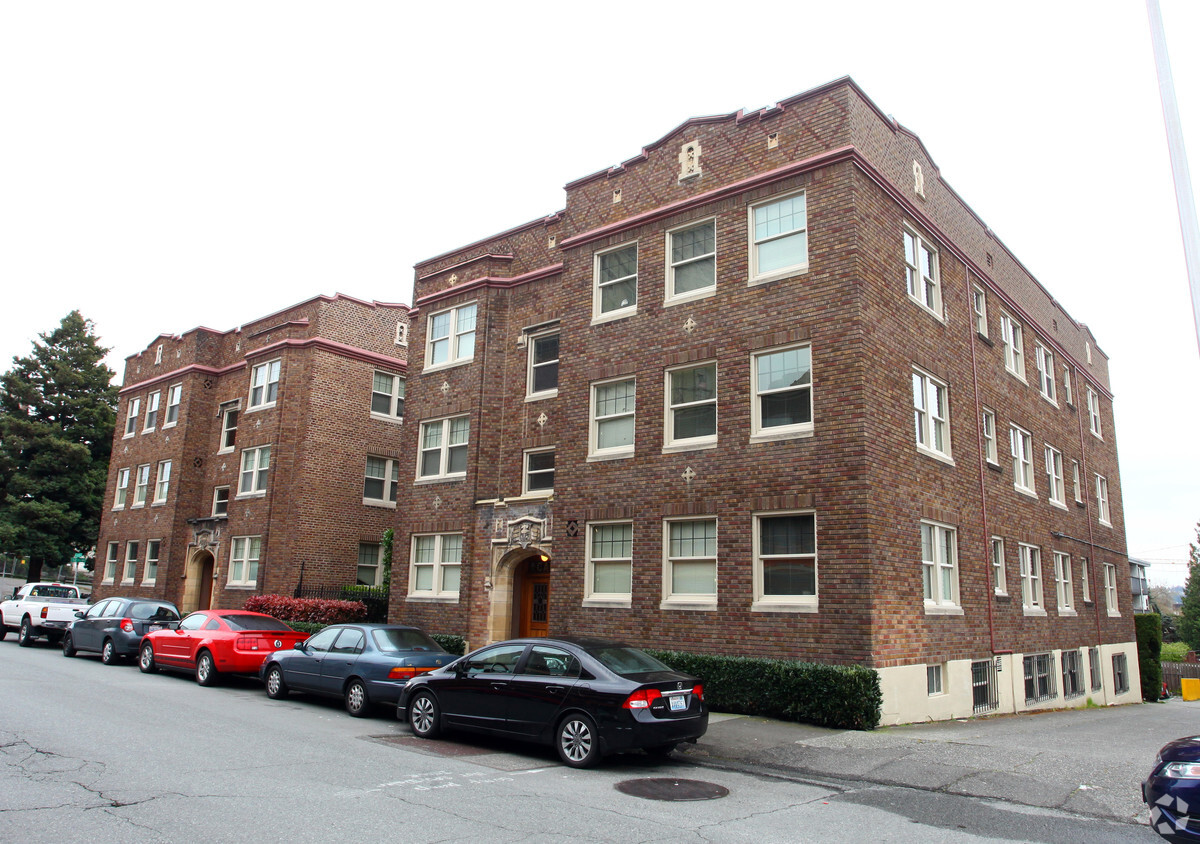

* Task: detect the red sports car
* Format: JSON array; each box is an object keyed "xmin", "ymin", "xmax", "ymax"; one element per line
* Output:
[{"xmin": 138, "ymin": 609, "xmax": 307, "ymax": 686}]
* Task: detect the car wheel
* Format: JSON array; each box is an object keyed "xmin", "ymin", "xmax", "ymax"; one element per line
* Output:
[
  {"xmin": 0, "ymin": 626, "xmax": 7, "ymax": 641},
  {"xmin": 139, "ymin": 643, "xmax": 157, "ymax": 673},
  {"xmin": 556, "ymin": 713, "xmax": 601, "ymax": 768},
  {"xmin": 409, "ymin": 691, "xmax": 441, "ymax": 738},
  {"xmin": 62, "ymin": 633, "xmax": 76, "ymax": 657},
  {"xmin": 645, "ymin": 743, "xmax": 678, "ymax": 758},
  {"xmin": 345, "ymin": 679, "xmax": 370, "ymax": 717},
  {"xmin": 264, "ymin": 664, "xmax": 288, "ymax": 699},
  {"xmin": 101, "ymin": 639, "xmax": 118, "ymax": 665},
  {"xmin": 18, "ymin": 617, "xmax": 34, "ymax": 647},
  {"xmin": 195, "ymin": 650, "xmax": 219, "ymax": 686}
]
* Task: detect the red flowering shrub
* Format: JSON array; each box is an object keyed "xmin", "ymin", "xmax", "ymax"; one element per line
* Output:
[{"xmin": 243, "ymin": 595, "xmax": 367, "ymax": 624}]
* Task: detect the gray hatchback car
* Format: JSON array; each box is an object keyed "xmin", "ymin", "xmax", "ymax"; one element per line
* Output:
[{"xmin": 62, "ymin": 597, "xmax": 180, "ymax": 664}]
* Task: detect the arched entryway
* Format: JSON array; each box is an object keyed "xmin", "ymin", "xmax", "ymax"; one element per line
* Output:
[
  {"xmin": 486, "ymin": 545, "xmax": 551, "ymax": 643},
  {"xmin": 181, "ymin": 550, "xmax": 215, "ymax": 614}
]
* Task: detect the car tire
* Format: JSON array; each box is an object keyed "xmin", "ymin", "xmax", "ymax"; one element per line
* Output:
[
  {"xmin": 139, "ymin": 643, "xmax": 157, "ymax": 673},
  {"xmin": 556, "ymin": 713, "xmax": 601, "ymax": 768},
  {"xmin": 409, "ymin": 691, "xmax": 442, "ymax": 738},
  {"xmin": 0, "ymin": 626, "xmax": 7, "ymax": 641},
  {"xmin": 264, "ymin": 664, "xmax": 288, "ymax": 699},
  {"xmin": 62, "ymin": 633, "xmax": 76, "ymax": 657},
  {"xmin": 101, "ymin": 639, "xmax": 118, "ymax": 665},
  {"xmin": 195, "ymin": 650, "xmax": 219, "ymax": 686},
  {"xmin": 18, "ymin": 617, "xmax": 34, "ymax": 647},
  {"xmin": 345, "ymin": 679, "xmax": 370, "ymax": 718}
]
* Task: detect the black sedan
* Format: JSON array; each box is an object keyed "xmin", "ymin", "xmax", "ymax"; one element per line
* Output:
[
  {"xmin": 396, "ymin": 636, "xmax": 707, "ymax": 768},
  {"xmin": 1145, "ymin": 735, "xmax": 1200, "ymax": 841},
  {"xmin": 62, "ymin": 597, "xmax": 180, "ymax": 664},
  {"xmin": 261, "ymin": 624, "xmax": 451, "ymax": 717}
]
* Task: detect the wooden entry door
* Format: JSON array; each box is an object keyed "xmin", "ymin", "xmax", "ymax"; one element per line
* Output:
[
  {"xmin": 519, "ymin": 569, "xmax": 550, "ymax": 638},
  {"xmin": 198, "ymin": 556, "xmax": 214, "ymax": 610}
]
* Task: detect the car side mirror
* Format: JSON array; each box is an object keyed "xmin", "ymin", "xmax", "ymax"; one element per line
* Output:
[
  {"xmin": 294, "ymin": 642, "xmax": 306, "ymax": 651},
  {"xmin": 74, "ymin": 610, "xmax": 85, "ymax": 619}
]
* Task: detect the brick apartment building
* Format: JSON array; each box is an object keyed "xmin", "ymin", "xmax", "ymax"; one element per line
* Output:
[
  {"xmin": 392, "ymin": 77, "xmax": 1140, "ymax": 724},
  {"xmin": 94, "ymin": 294, "xmax": 410, "ymax": 614}
]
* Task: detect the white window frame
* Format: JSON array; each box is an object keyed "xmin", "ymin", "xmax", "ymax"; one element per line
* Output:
[
  {"xmin": 370, "ymin": 371, "xmax": 405, "ymax": 420},
  {"xmin": 238, "ymin": 445, "xmax": 271, "ymax": 497},
  {"xmin": 1062, "ymin": 365, "xmax": 1073, "ymax": 405},
  {"xmin": 1104, "ymin": 563, "xmax": 1119, "ymax": 616},
  {"xmin": 1072, "ymin": 459, "xmax": 1083, "ymax": 504},
  {"xmin": 1113, "ymin": 653, "xmax": 1129, "ymax": 694},
  {"xmin": 593, "ymin": 242, "xmax": 638, "ymax": 321},
  {"xmin": 991, "ymin": 536, "xmax": 1006, "ymax": 595},
  {"xmin": 589, "ymin": 377, "xmax": 636, "ymax": 460},
  {"xmin": 522, "ymin": 447, "xmax": 555, "ymax": 497},
  {"xmin": 425, "ymin": 302, "xmax": 477, "ymax": 369},
  {"xmin": 903, "ymin": 228, "xmax": 943, "ymax": 317},
  {"xmin": 103, "ymin": 542, "xmax": 118, "ymax": 584},
  {"xmin": 363, "ymin": 456, "xmax": 399, "ymax": 507},
  {"xmin": 749, "ymin": 191, "xmax": 808, "ymax": 283},
  {"xmin": 122, "ymin": 541, "xmax": 139, "ymax": 584},
  {"xmin": 1053, "ymin": 551, "xmax": 1074, "ymax": 614},
  {"xmin": 662, "ymin": 517, "xmax": 718, "ymax": 608},
  {"xmin": 124, "ymin": 397, "xmax": 140, "ymax": 437},
  {"xmin": 972, "ymin": 285, "xmax": 988, "ymax": 337},
  {"xmin": 132, "ymin": 463, "xmax": 151, "ymax": 507},
  {"xmin": 1035, "ymin": 346, "xmax": 1057, "ymax": 405},
  {"xmin": 526, "ymin": 330, "xmax": 560, "ymax": 399},
  {"xmin": 357, "ymin": 542, "xmax": 383, "ymax": 587},
  {"xmin": 219, "ymin": 406, "xmax": 239, "ymax": 453},
  {"xmin": 982, "ymin": 408, "xmax": 998, "ymax": 465},
  {"xmin": 927, "ymin": 664, "xmax": 945, "ymax": 696},
  {"xmin": 142, "ymin": 390, "xmax": 160, "ymax": 432},
  {"xmin": 665, "ymin": 361, "xmax": 717, "ymax": 451},
  {"xmin": 1081, "ymin": 556, "xmax": 1092, "ymax": 603},
  {"xmin": 1001, "ymin": 313, "xmax": 1026, "ymax": 381},
  {"xmin": 113, "ymin": 467, "xmax": 130, "ymax": 510},
  {"xmin": 1019, "ymin": 543, "xmax": 1044, "ymax": 613},
  {"xmin": 407, "ymin": 533, "xmax": 462, "ymax": 601},
  {"xmin": 1045, "ymin": 445, "xmax": 1065, "ymax": 507},
  {"xmin": 1086, "ymin": 388, "xmax": 1103, "ymax": 439},
  {"xmin": 417, "ymin": 415, "xmax": 471, "ymax": 480},
  {"xmin": 153, "ymin": 460, "xmax": 172, "ymax": 504},
  {"xmin": 1095, "ymin": 474, "xmax": 1111, "ymax": 526},
  {"xmin": 164, "ymin": 383, "xmax": 182, "ymax": 427},
  {"xmin": 912, "ymin": 368, "xmax": 951, "ymax": 460},
  {"xmin": 212, "ymin": 485, "xmax": 230, "ymax": 517},
  {"xmin": 752, "ymin": 510, "xmax": 818, "ymax": 612},
  {"xmin": 921, "ymin": 520, "xmax": 961, "ymax": 613},
  {"xmin": 143, "ymin": 539, "xmax": 160, "ymax": 586},
  {"xmin": 228, "ymin": 536, "xmax": 261, "ymax": 587},
  {"xmin": 248, "ymin": 359, "xmax": 281, "ymax": 409},
  {"xmin": 666, "ymin": 218, "xmax": 716, "ymax": 303},
  {"xmin": 585, "ymin": 521, "xmax": 633, "ymax": 606},
  {"xmin": 1010, "ymin": 425, "xmax": 1035, "ymax": 495},
  {"xmin": 750, "ymin": 344, "xmax": 813, "ymax": 441}
]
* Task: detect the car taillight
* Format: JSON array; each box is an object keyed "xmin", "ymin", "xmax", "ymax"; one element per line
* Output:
[
  {"xmin": 623, "ymin": 688, "xmax": 663, "ymax": 710},
  {"xmin": 387, "ymin": 666, "xmax": 433, "ymax": 681},
  {"xmin": 236, "ymin": 636, "xmax": 259, "ymax": 650},
  {"xmin": 693, "ymin": 684, "xmax": 704, "ymax": 701},
  {"xmin": 41, "ymin": 606, "xmax": 49, "ymax": 619},
  {"xmin": 120, "ymin": 619, "xmax": 134, "ymax": 633}
]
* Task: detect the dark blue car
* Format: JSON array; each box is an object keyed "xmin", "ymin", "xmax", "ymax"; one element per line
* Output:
[
  {"xmin": 1145, "ymin": 735, "xmax": 1200, "ymax": 841},
  {"xmin": 260, "ymin": 624, "xmax": 451, "ymax": 717}
]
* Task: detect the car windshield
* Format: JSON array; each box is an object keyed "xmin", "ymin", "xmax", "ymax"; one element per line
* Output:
[
  {"xmin": 373, "ymin": 628, "xmax": 442, "ymax": 652},
  {"xmin": 221, "ymin": 614, "xmax": 293, "ymax": 632},
  {"xmin": 585, "ymin": 646, "xmax": 672, "ymax": 677},
  {"xmin": 130, "ymin": 603, "xmax": 180, "ymax": 621}
]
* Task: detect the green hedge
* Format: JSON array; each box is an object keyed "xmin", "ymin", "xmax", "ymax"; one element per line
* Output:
[
  {"xmin": 1136, "ymin": 613, "xmax": 1163, "ymax": 701},
  {"xmin": 646, "ymin": 649, "xmax": 881, "ymax": 730},
  {"xmin": 431, "ymin": 633, "xmax": 467, "ymax": 655}
]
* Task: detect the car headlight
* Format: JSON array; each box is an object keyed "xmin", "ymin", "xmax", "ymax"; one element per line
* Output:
[{"xmin": 1162, "ymin": 762, "xmax": 1200, "ymax": 779}]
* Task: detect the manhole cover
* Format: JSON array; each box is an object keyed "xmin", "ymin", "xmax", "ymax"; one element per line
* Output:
[{"xmin": 615, "ymin": 778, "xmax": 729, "ymax": 801}]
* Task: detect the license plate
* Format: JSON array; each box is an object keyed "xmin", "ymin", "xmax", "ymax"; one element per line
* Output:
[
  {"xmin": 148, "ymin": 624, "xmax": 162, "ymax": 632},
  {"xmin": 669, "ymin": 695, "xmax": 687, "ymax": 712}
]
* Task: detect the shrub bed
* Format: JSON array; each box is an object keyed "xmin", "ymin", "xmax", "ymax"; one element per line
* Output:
[
  {"xmin": 431, "ymin": 633, "xmax": 467, "ymax": 655},
  {"xmin": 1137, "ymin": 612, "xmax": 1163, "ymax": 701},
  {"xmin": 243, "ymin": 595, "xmax": 367, "ymax": 625},
  {"xmin": 646, "ymin": 649, "xmax": 882, "ymax": 731}
]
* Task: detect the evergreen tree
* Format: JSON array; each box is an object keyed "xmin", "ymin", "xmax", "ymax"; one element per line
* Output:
[
  {"xmin": 0, "ymin": 311, "xmax": 117, "ymax": 581},
  {"xmin": 1179, "ymin": 523, "xmax": 1200, "ymax": 653}
]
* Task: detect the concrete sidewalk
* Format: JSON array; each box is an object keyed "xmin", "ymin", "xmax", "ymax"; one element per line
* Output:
[{"xmin": 678, "ymin": 696, "xmax": 1200, "ymax": 825}]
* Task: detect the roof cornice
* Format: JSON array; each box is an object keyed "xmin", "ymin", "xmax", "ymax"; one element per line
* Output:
[{"xmin": 413, "ymin": 263, "xmax": 565, "ymax": 310}]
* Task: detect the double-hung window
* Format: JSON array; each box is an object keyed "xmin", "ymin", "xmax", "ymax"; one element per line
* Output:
[
  {"xmin": 523, "ymin": 448, "xmax": 555, "ymax": 496},
  {"xmin": 753, "ymin": 512, "xmax": 817, "ymax": 610},
  {"xmin": 663, "ymin": 518, "xmax": 717, "ymax": 605},
  {"xmin": 427, "ymin": 303, "xmax": 477, "ymax": 368},
  {"xmin": 1113, "ymin": 653, "xmax": 1129, "ymax": 694},
  {"xmin": 991, "ymin": 537, "xmax": 1006, "ymax": 595},
  {"xmin": 363, "ymin": 456, "xmax": 399, "ymax": 505},
  {"xmin": 144, "ymin": 540, "xmax": 160, "ymax": 585},
  {"xmin": 1086, "ymin": 388, "xmax": 1103, "ymax": 438},
  {"xmin": 249, "ymin": 359, "xmax": 281, "ymax": 409},
  {"xmin": 594, "ymin": 244, "xmax": 638, "ymax": 318},
  {"xmin": 1081, "ymin": 556, "xmax": 1092, "ymax": 602},
  {"xmin": 527, "ymin": 331, "xmax": 560, "ymax": 398},
  {"xmin": 1010, "ymin": 425, "xmax": 1035, "ymax": 495},
  {"xmin": 228, "ymin": 536, "xmax": 261, "ymax": 586},
  {"xmin": 212, "ymin": 486, "xmax": 230, "ymax": 517},
  {"xmin": 124, "ymin": 398, "xmax": 140, "ymax": 437},
  {"xmin": 751, "ymin": 345, "xmax": 812, "ymax": 439},
  {"xmin": 143, "ymin": 391, "xmax": 160, "ymax": 431},
  {"xmin": 1072, "ymin": 459, "xmax": 1083, "ymax": 504},
  {"xmin": 238, "ymin": 446, "xmax": 270, "ymax": 496},
  {"xmin": 903, "ymin": 229, "xmax": 942, "ymax": 315},
  {"xmin": 972, "ymin": 286, "xmax": 988, "ymax": 336},
  {"xmin": 982, "ymin": 409, "xmax": 998, "ymax": 464},
  {"xmin": 666, "ymin": 363, "xmax": 716, "ymax": 449},
  {"xmin": 921, "ymin": 521, "xmax": 959, "ymax": 611},
  {"xmin": 123, "ymin": 541, "xmax": 139, "ymax": 584},
  {"xmin": 1095, "ymin": 474, "xmax": 1111, "ymax": 525},
  {"xmin": 1019, "ymin": 543, "xmax": 1043, "ymax": 610},
  {"xmin": 133, "ymin": 464, "xmax": 151, "ymax": 507},
  {"xmin": 104, "ymin": 543, "xmax": 119, "ymax": 583},
  {"xmin": 1062, "ymin": 650, "xmax": 1084, "ymax": 699},
  {"xmin": 220, "ymin": 407, "xmax": 239, "ymax": 452},
  {"xmin": 1001, "ymin": 314, "xmax": 1025, "ymax": 380},
  {"xmin": 667, "ymin": 220, "xmax": 716, "ymax": 300},
  {"xmin": 1023, "ymin": 653, "xmax": 1056, "ymax": 704},
  {"xmin": 164, "ymin": 384, "xmax": 182, "ymax": 427},
  {"xmin": 357, "ymin": 543, "xmax": 382, "ymax": 586},
  {"xmin": 153, "ymin": 460, "xmax": 172, "ymax": 504},
  {"xmin": 114, "ymin": 468, "xmax": 130, "ymax": 509},
  {"xmin": 411, "ymin": 533, "xmax": 464, "ymax": 599},
  {"xmin": 1105, "ymin": 563, "xmax": 1119, "ymax": 615},
  {"xmin": 589, "ymin": 378, "xmax": 635, "ymax": 458},
  {"xmin": 750, "ymin": 193, "xmax": 808, "ymax": 281},
  {"xmin": 912, "ymin": 369, "xmax": 950, "ymax": 458},
  {"xmin": 586, "ymin": 522, "xmax": 633, "ymax": 603},
  {"xmin": 1053, "ymin": 551, "xmax": 1074, "ymax": 612},
  {"xmin": 1035, "ymin": 347, "xmax": 1056, "ymax": 404},
  {"xmin": 1062, "ymin": 365, "xmax": 1074, "ymax": 405},
  {"xmin": 371, "ymin": 371, "xmax": 405, "ymax": 419},
  {"xmin": 418, "ymin": 416, "xmax": 470, "ymax": 479},
  {"xmin": 1045, "ymin": 445, "xmax": 1065, "ymax": 506}
]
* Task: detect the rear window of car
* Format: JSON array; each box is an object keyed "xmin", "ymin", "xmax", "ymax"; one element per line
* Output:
[
  {"xmin": 221, "ymin": 614, "xmax": 294, "ymax": 632},
  {"xmin": 28, "ymin": 586, "xmax": 78, "ymax": 599},
  {"xmin": 373, "ymin": 628, "xmax": 443, "ymax": 653},
  {"xmin": 585, "ymin": 646, "xmax": 672, "ymax": 677},
  {"xmin": 130, "ymin": 603, "xmax": 180, "ymax": 621}
]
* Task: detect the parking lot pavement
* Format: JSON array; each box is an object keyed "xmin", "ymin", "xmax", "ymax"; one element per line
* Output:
[{"xmin": 678, "ymin": 696, "xmax": 1200, "ymax": 825}]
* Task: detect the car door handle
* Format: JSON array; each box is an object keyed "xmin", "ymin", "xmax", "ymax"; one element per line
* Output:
[
  {"xmin": 546, "ymin": 686, "xmax": 565, "ymax": 695},
  {"xmin": 490, "ymin": 681, "xmax": 508, "ymax": 690}
]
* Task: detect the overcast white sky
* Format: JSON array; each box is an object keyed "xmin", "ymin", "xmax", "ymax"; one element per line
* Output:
[{"xmin": 1, "ymin": 1, "xmax": 1197, "ymax": 585}]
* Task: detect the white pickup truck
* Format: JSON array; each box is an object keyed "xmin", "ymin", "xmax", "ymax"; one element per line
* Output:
[{"xmin": 0, "ymin": 582, "xmax": 89, "ymax": 647}]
